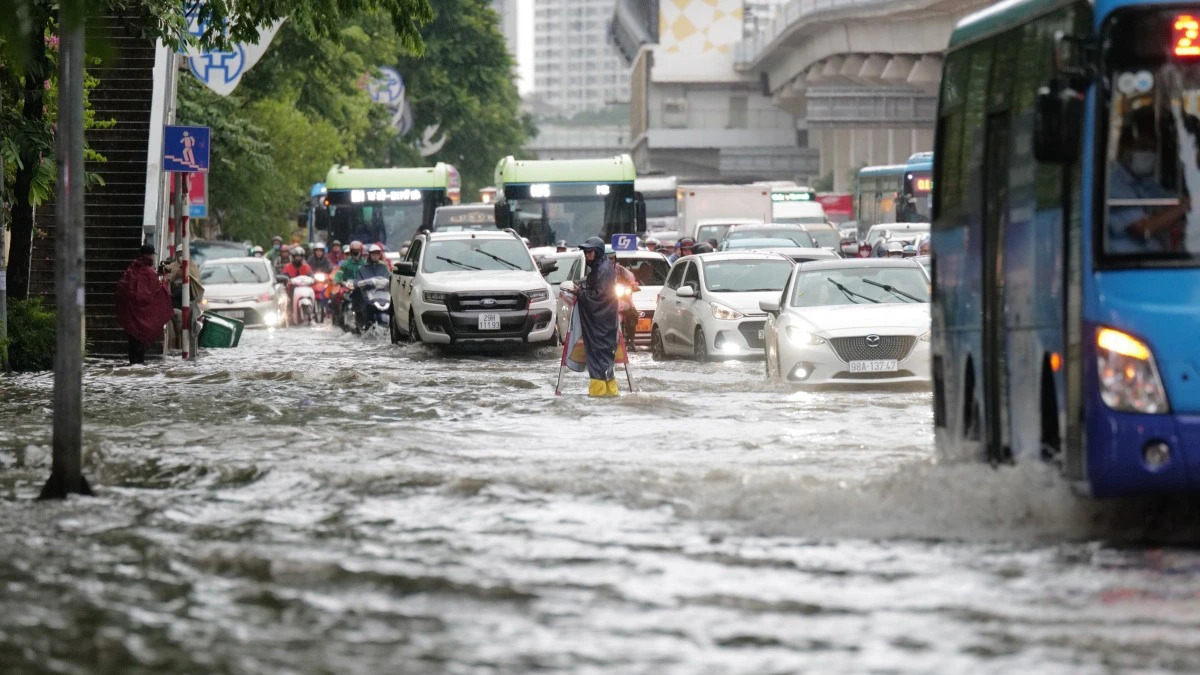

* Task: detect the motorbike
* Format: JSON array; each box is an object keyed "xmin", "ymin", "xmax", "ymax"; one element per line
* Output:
[
  {"xmin": 312, "ymin": 272, "xmax": 332, "ymax": 324},
  {"xmin": 288, "ymin": 275, "xmax": 317, "ymax": 325},
  {"xmin": 353, "ymin": 276, "xmax": 391, "ymax": 334}
]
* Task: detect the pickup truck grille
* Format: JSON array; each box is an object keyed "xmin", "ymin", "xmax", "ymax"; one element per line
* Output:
[{"xmin": 448, "ymin": 292, "xmax": 527, "ymax": 312}]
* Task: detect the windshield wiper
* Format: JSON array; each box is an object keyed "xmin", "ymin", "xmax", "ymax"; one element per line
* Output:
[
  {"xmin": 861, "ymin": 278, "xmax": 920, "ymax": 303},
  {"xmin": 827, "ymin": 277, "xmax": 879, "ymax": 304},
  {"xmin": 437, "ymin": 256, "xmax": 481, "ymax": 271},
  {"xmin": 476, "ymin": 250, "xmax": 522, "ymax": 270},
  {"xmin": 734, "ymin": 287, "xmax": 783, "ymax": 292}
]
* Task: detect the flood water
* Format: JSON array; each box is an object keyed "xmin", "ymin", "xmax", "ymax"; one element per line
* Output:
[{"xmin": 4, "ymin": 327, "xmax": 1200, "ymax": 673}]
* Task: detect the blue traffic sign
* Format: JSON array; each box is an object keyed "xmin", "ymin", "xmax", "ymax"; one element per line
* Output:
[
  {"xmin": 163, "ymin": 125, "xmax": 210, "ymax": 173},
  {"xmin": 611, "ymin": 233, "xmax": 638, "ymax": 251}
]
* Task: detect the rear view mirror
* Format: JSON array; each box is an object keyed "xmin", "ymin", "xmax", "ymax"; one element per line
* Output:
[
  {"xmin": 676, "ymin": 285, "xmax": 696, "ymax": 298},
  {"xmin": 275, "ymin": 274, "xmax": 289, "ymax": 285},
  {"xmin": 560, "ymin": 280, "xmax": 577, "ymax": 293},
  {"xmin": 494, "ymin": 200, "xmax": 510, "ymax": 230},
  {"xmin": 1034, "ymin": 81, "xmax": 1083, "ymax": 163},
  {"xmin": 392, "ymin": 261, "xmax": 415, "ymax": 276},
  {"xmin": 759, "ymin": 299, "xmax": 780, "ymax": 314},
  {"xmin": 538, "ymin": 258, "xmax": 559, "ymax": 276}
]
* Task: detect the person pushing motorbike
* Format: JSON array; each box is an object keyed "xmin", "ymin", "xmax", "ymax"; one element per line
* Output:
[{"xmin": 577, "ymin": 237, "xmax": 621, "ymax": 398}]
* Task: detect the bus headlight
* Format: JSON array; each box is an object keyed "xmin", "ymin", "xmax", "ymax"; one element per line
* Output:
[{"xmin": 1096, "ymin": 327, "xmax": 1169, "ymax": 414}]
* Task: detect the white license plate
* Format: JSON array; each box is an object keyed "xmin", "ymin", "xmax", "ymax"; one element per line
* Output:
[
  {"xmin": 849, "ymin": 359, "xmax": 898, "ymax": 373},
  {"xmin": 222, "ymin": 310, "xmax": 244, "ymax": 319},
  {"xmin": 478, "ymin": 313, "xmax": 501, "ymax": 330}
]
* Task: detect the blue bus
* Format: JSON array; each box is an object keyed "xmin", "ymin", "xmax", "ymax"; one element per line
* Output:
[
  {"xmin": 899, "ymin": 152, "xmax": 934, "ymax": 222},
  {"xmin": 932, "ymin": 0, "xmax": 1200, "ymax": 497},
  {"xmin": 854, "ymin": 164, "xmax": 906, "ymax": 234}
]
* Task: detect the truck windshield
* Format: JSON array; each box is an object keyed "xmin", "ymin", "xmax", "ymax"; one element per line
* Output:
[
  {"xmin": 423, "ymin": 239, "xmax": 534, "ymax": 273},
  {"xmin": 643, "ymin": 194, "xmax": 677, "ymax": 218},
  {"xmin": 1103, "ymin": 10, "xmax": 1200, "ymax": 264}
]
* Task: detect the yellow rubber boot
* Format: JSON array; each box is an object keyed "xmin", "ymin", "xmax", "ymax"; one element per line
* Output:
[
  {"xmin": 606, "ymin": 378, "xmax": 619, "ymax": 397},
  {"xmin": 588, "ymin": 379, "xmax": 608, "ymax": 397}
]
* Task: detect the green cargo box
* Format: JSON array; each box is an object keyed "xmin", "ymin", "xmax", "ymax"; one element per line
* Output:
[{"xmin": 198, "ymin": 313, "xmax": 244, "ymax": 348}]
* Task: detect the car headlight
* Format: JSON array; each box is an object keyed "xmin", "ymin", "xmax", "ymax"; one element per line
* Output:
[
  {"xmin": 257, "ymin": 293, "xmax": 272, "ymax": 302},
  {"xmin": 200, "ymin": 298, "xmax": 209, "ymax": 306},
  {"xmin": 785, "ymin": 325, "xmax": 826, "ymax": 346},
  {"xmin": 525, "ymin": 288, "xmax": 550, "ymax": 302},
  {"xmin": 1096, "ymin": 327, "xmax": 1169, "ymax": 414},
  {"xmin": 423, "ymin": 290, "xmax": 448, "ymax": 304},
  {"xmin": 919, "ymin": 330, "xmax": 931, "ymax": 342},
  {"xmin": 711, "ymin": 303, "xmax": 743, "ymax": 320}
]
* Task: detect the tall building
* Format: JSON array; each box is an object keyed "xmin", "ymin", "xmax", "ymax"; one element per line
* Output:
[
  {"xmin": 491, "ymin": 0, "xmax": 520, "ymax": 67},
  {"xmin": 533, "ymin": 0, "xmax": 630, "ymax": 117}
]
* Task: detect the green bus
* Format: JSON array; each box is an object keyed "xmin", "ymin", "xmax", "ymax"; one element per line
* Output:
[
  {"xmin": 322, "ymin": 163, "xmax": 460, "ymax": 247},
  {"xmin": 493, "ymin": 154, "xmax": 646, "ymax": 247}
]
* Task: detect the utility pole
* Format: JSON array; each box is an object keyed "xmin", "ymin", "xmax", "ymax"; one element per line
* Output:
[
  {"xmin": 40, "ymin": 6, "xmax": 92, "ymax": 500},
  {"xmin": 1, "ymin": 87, "xmax": 9, "ymax": 373}
]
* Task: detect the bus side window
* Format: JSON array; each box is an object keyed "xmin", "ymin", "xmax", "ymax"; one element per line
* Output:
[{"xmin": 936, "ymin": 50, "xmax": 971, "ymax": 224}]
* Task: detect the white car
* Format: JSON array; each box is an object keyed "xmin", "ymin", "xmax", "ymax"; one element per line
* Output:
[
  {"xmin": 864, "ymin": 222, "xmax": 930, "ymax": 254},
  {"xmin": 555, "ymin": 250, "xmax": 671, "ymax": 347},
  {"xmin": 759, "ymin": 247, "xmax": 840, "ymax": 264},
  {"xmin": 538, "ymin": 250, "xmax": 585, "ymax": 302},
  {"xmin": 761, "ymin": 258, "xmax": 931, "ymax": 385},
  {"xmin": 198, "ymin": 256, "xmax": 285, "ymax": 327},
  {"xmin": 694, "ymin": 218, "xmax": 764, "ymax": 246},
  {"xmin": 388, "ymin": 230, "xmax": 557, "ymax": 346},
  {"xmin": 650, "ymin": 252, "xmax": 795, "ymax": 361}
]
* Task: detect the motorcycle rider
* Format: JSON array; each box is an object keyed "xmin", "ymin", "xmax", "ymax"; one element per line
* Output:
[
  {"xmin": 328, "ymin": 240, "xmax": 345, "ymax": 266},
  {"xmin": 308, "ymin": 241, "xmax": 334, "ymax": 275},
  {"xmin": 333, "ymin": 241, "xmax": 365, "ymax": 325},
  {"xmin": 668, "ymin": 237, "xmax": 694, "ymax": 263},
  {"xmin": 608, "ymin": 250, "xmax": 639, "ymax": 351},
  {"xmin": 577, "ymin": 237, "xmax": 621, "ymax": 398},
  {"xmin": 265, "ymin": 235, "xmax": 286, "ymax": 272},
  {"xmin": 644, "ymin": 237, "xmax": 661, "ymax": 253},
  {"xmin": 351, "ymin": 243, "xmax": 391, "ymax": 322},
  {"xmin": 251, "ymin": 245, "xmax": 264, "ymax": 258}
]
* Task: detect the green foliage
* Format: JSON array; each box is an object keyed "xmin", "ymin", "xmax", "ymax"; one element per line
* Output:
[{"xmin": 0, "ymin": 297, "xmax": 55, "ymax": 372}]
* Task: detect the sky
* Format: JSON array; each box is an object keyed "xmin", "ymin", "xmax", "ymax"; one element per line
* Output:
[{"xmin": 518, "ymin": 0, "xmax": 534, "ymax": 94}]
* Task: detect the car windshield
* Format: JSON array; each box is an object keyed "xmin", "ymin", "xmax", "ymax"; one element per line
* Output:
[
  {"xmin": 702, "ymin": 259, "xmax": 793, "ymax": 293},
  {"xmin": 433, "ymin": 208, "xmax": 494, "ymax": 231},
  {"xmin": 618, "ymin": 256, "xmax": 670, "ymax": 286},
  {"xmin": 791, "ymin": 265, "xmax": 930, "ymax": 307},
  {"xmin": 696, "ymin": 224, "xmax": 733, "ymax": 242},
  {"xmin": 1102, "ymin": 10, "xmax": 1200, "ymax": 264},
  {"xmin": 423, "ymin": 238, "xmax": 535, "ymax": 273},
  {"xmin": 721, "ymin": 237, "xmax": 807, "ymax": 251},
  {"xmin": 727, "ymin": 228, "xmax": 815, "ymax": 247},
  {"xmin": 775, "ymin": 216, "xmax": 827, "ymax": 225},
  {"xmin": 803, "ymin": 227, "xmax": 841, "ymax": 248},
  {"xmin": 201, "ymin": 262, "xmax": 270, "ymax": 284},
  {"xmin": 543, "ymin": 256, "xmax": 580, "ymax": 284},
  {"xmin": 191, "ymin": 242, "xmax": 248, "ymax": 267}
]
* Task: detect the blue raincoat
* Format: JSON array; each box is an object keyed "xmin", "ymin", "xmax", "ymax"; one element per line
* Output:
[{"xmin": 576, "ymin": 240, "xmax": 619, "ymax": 380}]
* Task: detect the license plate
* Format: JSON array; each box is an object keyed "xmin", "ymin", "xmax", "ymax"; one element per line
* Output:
[
  {"xmin": 757, "ymin": 329, "xmax": 765, "ymax": 340},
  {"xmin": 636, "ymin": 318, "xmax": 652, "ymax": 333},
  {"xmin": 849, "ymin": 359, "xmax": 898, "ymax": 373},
  {"xmin": 478, "ymin": 313, "xmax": 501, "ymax": 330},
  {"xmin": 222, "ymin": 310, "xmax": 244, "ymax": 319}
]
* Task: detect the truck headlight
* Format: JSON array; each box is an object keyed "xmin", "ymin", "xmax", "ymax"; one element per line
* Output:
[
  {"xmin": 711, "ymin": 303, "xmax": 743, "ymax": 320},
  {"xmin": 423, "ymin": 291, "xmax": 447, "ymax": 304},
  {"xmin": 1096, "ymin": 327, "xmax": 1169, "ymax": 414},
  {"xmin": 525, "ymin": 288, "xmax": 549, "ymax": 302},
  {"xmin": 785, "ymin": 325, "xmax": 825, "ymax": 346}
]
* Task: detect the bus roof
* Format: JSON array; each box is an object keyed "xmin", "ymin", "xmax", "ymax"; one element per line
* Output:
[
  {"xmin": 857, "ymin": 164, "xmax": 908, "ymax": 178},
  {"xmin": 325, "ymin": 163, "xmax": 456, "ymax": 190},
  {"xmin": 906, "ymin": 153, "xmax": 933, "ymax": 172},
  {"xmin": 949, "ymin": 0, "xmax": 1076, "ymax": 49},
  {"xmin": 494, "ymin": 154, "xmax": 636, "ymax": 186}
]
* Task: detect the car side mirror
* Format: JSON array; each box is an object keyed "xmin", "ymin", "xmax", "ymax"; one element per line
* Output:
[
  {"xmin": 759, "ymin": 299, "xmax": 780, "ymax": 315},
  {"xmin": 676, "ymin": 285, "xmax": 696, "ymax": 298},
  {"xmin": 393, "ymin": 261, "xmax": 415, "ymax": 276},
  {"xmin": 275, "ymin": 274, "xmax": 289, "ymax": 285},
  {"xmin": 538, "ymin": 258, "xmax": 559, "ymax": 276},
  {"xmin": 560, "ymin": 280, "xmax": 577, "ymax": 293}
]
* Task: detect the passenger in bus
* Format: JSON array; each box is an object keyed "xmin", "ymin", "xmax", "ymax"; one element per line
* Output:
[{"xmin": 1108, "ymin": 107, "xmax": 1188, "ymax": 253}]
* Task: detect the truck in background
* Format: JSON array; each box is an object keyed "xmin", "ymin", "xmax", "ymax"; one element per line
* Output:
[
  {"xmin": 676, "ymin": 184, "xmax": 773, "ymax": 241},
  {"xmin": 635, "ymin": 175, "xmax": 678, "ymax": 234}
]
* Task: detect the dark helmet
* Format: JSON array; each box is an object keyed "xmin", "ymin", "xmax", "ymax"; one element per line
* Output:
[
  {"xmin": 580, "ymin": 236, "xmax": 606, "ymax": 253},
  {"xmin": 678, "ymin": 237, "xmax": 695, "ymax": 249}
]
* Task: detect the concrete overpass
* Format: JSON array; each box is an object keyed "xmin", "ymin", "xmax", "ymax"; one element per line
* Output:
[{"xmin": 734, "ymin": 0, "xmax": 991, "ymax": 191}]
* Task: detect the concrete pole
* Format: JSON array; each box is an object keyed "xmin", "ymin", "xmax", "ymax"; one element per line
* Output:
[
  {"xmin": 1, "ymin": 87, "xmax": 9, "ymax": 373},
  {"xmin": 40, "ymin": 10, "xmax": 93, "ymax": 499}
]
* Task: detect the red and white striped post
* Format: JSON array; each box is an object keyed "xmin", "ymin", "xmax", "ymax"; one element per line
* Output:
[{"xmin": 179, "ymin": 173, "xmax": 192, "ymax": 360}]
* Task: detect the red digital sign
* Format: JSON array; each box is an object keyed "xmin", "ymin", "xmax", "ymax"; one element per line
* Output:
[{"xmin": 1175, "ymin": 14, "xmax": 1200, "ymax": 57}]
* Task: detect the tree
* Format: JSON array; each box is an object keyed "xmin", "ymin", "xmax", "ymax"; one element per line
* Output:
[{"xmin": 391, "ymin": 0, "xmax": 534, "ymax": 196}]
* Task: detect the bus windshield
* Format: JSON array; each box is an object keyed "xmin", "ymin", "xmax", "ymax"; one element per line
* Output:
[
  {"xmin": 1104, "ymin": 11, "xmax": 1200, "ymax": 263},
  {"xmin": 329, "ymin": 203, "xmax": 425, "ymax": 247},
  {"xmin": 901, "ymin": 170, "xmax": 932, "ymax": 222}
]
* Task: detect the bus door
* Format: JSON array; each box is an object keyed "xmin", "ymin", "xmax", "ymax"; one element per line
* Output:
[{"xmin": 982, "ymin": 110, "xmax": 1012, "ymax": 462}]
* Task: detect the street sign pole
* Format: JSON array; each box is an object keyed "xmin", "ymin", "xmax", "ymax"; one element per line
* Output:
[
  {"xmin": 181, "ymin": 178, "xmax": 192, "ymax": 361},
  {"xmin": 41, "ymin": 10, "xmax": 92, "ymax": 499}
]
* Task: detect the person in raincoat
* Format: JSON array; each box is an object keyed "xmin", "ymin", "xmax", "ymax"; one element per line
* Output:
[
  {"xmin": 576, "ymin": 237, "xmax": 620, "ymax": 397},
  {"xmin": 115, "ymin": 244, "xmax": 173, "ymax": 364}
]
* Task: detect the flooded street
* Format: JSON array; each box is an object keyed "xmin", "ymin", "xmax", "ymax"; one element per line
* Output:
[{"xmin": 4, "ymin": 327, "xmax": 1200, "ymax": 673}]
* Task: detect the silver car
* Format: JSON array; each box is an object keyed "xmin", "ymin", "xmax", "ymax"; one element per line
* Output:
[{"xmin": 199, "ymin": 257, "xmax": 286, "ymax": 327}]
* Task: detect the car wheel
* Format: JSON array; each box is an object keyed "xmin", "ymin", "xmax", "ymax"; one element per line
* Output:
[
  {"xmin": 651, "ymin": 326, "xmax": 667, "ymax": 361},
  {"xmin": 694, "ymin": 326, "xmax": 709, "ymax": 363},
  {"xmin": 408, "ymin": 309, "xmax": 421, "ymax": 343},
  {"xmin": 389, "ymin": 309, "xmax": 402, "ymax": 344}
]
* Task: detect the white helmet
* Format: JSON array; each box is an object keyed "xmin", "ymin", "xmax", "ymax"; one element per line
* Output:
[
  {"xmin": 251, "ymin": 245, "xmax": 264, "ymax": 254},
  {"xmin": 645, "ymin": 237, "xmax": 661, "ymax": 246},
  {"xmin": 367, "ymin": 243, "xmax": 383, "ymax": 253},
  {"xmin": 313, "ymin": 241, "xmax": 326, "ymax": 251},
  {"xmin": 291, "ymin": 246, "xmax": 305, "ymax": 256}
]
